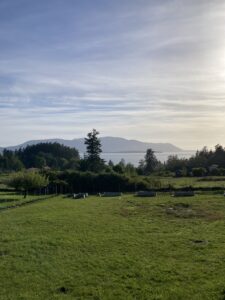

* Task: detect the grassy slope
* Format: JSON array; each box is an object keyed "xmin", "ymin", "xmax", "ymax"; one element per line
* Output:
[{"xmin": 0, "ymin": 194, "xmax": 225, "ymax": 299}]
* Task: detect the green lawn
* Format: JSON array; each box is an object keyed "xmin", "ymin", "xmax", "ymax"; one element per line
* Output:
[
  {"xmin": 1, "ymin": 192, "xmax": 225, "ymax": 299},
  {"xmin": 0, "ymin": 191, "xmax": 53, "ymax": 210},
  {"xmin": 158, "ymin": 176, "xmax": 225, "ymax": 189}
]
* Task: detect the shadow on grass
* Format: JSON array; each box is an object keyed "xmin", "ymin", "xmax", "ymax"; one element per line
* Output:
[
  {"xmin": 0, "ymin": 195, "xmax": 56, "ymax": 212},
  {"xmin": 0, "ymin": 198, "xmax": 20, "ymax": 204}
]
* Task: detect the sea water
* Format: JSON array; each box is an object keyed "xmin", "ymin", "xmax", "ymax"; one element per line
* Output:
[{"xmin": 97, "ymin": 151, "xmax": 196, "ymax": 166}]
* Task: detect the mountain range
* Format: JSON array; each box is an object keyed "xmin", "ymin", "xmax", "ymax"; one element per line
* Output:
[{"xmin": 1, "ymin": 137, "xmax": 182, "ymax": 153}]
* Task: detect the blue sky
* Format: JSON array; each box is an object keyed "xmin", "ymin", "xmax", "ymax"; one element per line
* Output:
[{"xmin": 0, "ymin": 0, "xmax": 225, "ymax": 149}]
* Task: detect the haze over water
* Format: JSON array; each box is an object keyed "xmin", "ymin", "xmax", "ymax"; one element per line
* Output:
[{"xmin": 100, "ymin": 151, "xmax": 195, "ymax": 166}]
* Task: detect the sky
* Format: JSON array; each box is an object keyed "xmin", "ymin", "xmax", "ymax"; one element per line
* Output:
[{"xmin": 0, "ymin": 0, "xmax": 225, "ymax": 149}]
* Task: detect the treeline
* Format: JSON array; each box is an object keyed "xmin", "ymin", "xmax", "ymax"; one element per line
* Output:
[
  {"xmin": 164, "ymin": 145, "xmax": 225, "ymax": 176},
  {"xmin": 0, "ymin": 130, "xmax": 139, "ymax": 176},
  {"xmin": 1, "ymin": 129, "xmax": 225, "ymax": 178},
  {"xmin": 4, "ymin": 131, "xmax": 225, "ymax": 196},
  {"xmin": 0, "ymin": 143, "xmax": 79, "ymax": 171},
  {"xmin": 0, "ymin": 142, "xmax": 138, "ymax": 175},
  {"xmin": 44, "ymin": 170, "xmax": 162, "ymax": 194}
]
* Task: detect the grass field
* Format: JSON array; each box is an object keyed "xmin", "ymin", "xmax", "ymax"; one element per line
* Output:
[
  {"xmin": 158, "ymin": 176, "xmax": 225, "ymax": 189},
  {"xmin": 0, "ymin": 191, "xmax": 53, "ymax": 210},
  {"xmin": 1, "ymin": 192, "xmax": 225, "ymax": 299}
]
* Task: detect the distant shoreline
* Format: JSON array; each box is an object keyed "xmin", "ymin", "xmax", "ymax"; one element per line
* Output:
[
  {"xmin": 93, "ymin": 150, "xmax": 194, "ymax": 154},
  {"xmin": 80, "ymin": 150, "xmax": 195, "ymax": 154},
  {"xmin": 98, "ymin": 151, "xmax": 196, "ymax": 166}
]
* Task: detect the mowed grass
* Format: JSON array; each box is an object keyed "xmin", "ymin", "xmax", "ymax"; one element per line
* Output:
[
  {"xmin": 158, "ymin": 176, "xmax": 225, "ymax": 189},
  {"xmin": 1, "ymin": 193, "xmax": 225, "ymax": 299},
  {"xmin": 0, "ymin": 191, "xmax": 54, "ymax": 210}
]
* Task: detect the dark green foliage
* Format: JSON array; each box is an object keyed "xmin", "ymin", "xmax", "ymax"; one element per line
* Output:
[
  {"xmin": 165, "ymin": 145, "xmax": 225, "ymax": 176},
  {"xmin": 85, "ymin": 129, "xmax": 102, "ymax": 159},
  {"xmin": 53, "ymin": 170, "xmax": 161, "ymax": 193},
  {"xmin": 138, "ymin": 148, "xmax": 159, "ymax": 175},
  {"xmin": 61, "ymin": 171, "xmax": 132, "ymax": 193},
  {"xmin": 14, "ymin": 143, "xmax": 79, "ymax": 170},
  {"xmin": 84, "ymin": 129, "xmax": 105, "ymax": 172},
  {"xmin": 192, "ymin": 168, "xmax": 207, "ymax": 177},
  {"xmin": 95, "ymin": 173, "xmax": 130, "ymax": 192},
  {"xmin": 113, "ymin": 164, "xmax": 124, "ymax": 174},
  {"xmin": 0, "ymin": 150, "xmax": 24, "ymax": 171},
  {"xmin": 166, "ymin": 155, "xmax": 187, "ymax": 172},
  {"xmin": 112, "ymin": 160, "xmax": 137, "ymax": 176},
  {"xmin": 124, "ymin": 163, "xmax": 137, "ymax": 176},
  {"xmin": 209, "ymin": 167, "xmax": 222, "ymax": 176},
  {"xmin": 219, "ymin": 168, "xmax": 225, "ymax": 176},
  {"xmin": 144, "ymin": 149, "xmax": 159, "ymax": 173},
  {"xmin": 108, "ymin": 160, "xmax": 114, "ymax": 168},
  {"xmin": 188, "ymin": 145, "xmax": 225, "ymax": 170},
  {"xmin": 1, "ymin": 143, "xmax": 80, "ymax": 171}
]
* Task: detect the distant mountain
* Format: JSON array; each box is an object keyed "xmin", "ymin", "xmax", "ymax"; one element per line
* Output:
[
  {"xmin": 99, "ymin": 137, "xmax": 182, "ymax": 153},
  {"xmin": 1, "ymin": 137, "xmax": 182, "ymax": 153}
]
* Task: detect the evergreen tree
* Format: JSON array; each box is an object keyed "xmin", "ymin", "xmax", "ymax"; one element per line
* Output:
[
  {"xmin": 84, "ymin": 129, "xmax": 105, "ymax": 172},
  {"xmin": 144, "ymin": 149, "xmax": 159, "ymax": 174},
  {"xmin": 138, "ymin": 148, "xmax": 159, "ymax": 175}
]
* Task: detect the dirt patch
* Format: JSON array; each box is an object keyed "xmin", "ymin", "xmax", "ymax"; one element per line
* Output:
[
  {"xmin": 120, "ymin": 207, "xmax": 135, "ymax": 217},
  {"xmin": 173, "ymin": 203, "xmax": 191, "ymax": 209},
  {"xmin": 165, "ymin": 203, "xmax": 195, "ymax": 218},
  {"xmin": 165, "ymin": 203, "xmax": 223, "ymax": 221},
  {"xmin": 119, "ymin": 201, "xmax": 150, "ymax": 218}
]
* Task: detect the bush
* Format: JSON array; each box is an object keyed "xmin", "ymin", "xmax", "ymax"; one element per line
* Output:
[
  {"xmin": 192, "ymin": 167, "xmax": 207, "ymax": 177},
  {"xmin": 53, "ymin": 171, "xmax": 153, "ymax": 194},
  {"xmin": 7, "ymin": 171, "xmax": 49, "ymax": 197}
]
